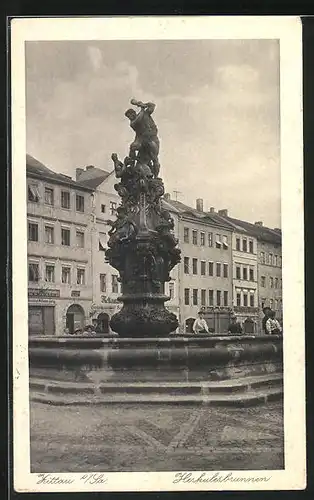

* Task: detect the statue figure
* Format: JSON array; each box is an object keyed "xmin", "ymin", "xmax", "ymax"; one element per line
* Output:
[
  {"xmin": 106, "ymin": 207, "xmax": 137, "ymax": 246},
  {"xmin": 125, "ymin": 99, "xmax": 160, "ymax": 178}
]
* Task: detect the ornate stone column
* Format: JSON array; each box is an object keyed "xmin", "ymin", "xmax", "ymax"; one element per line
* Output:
[{"xmin": 105, "ymin": 99, "xmax": 181, "ymax": 337}]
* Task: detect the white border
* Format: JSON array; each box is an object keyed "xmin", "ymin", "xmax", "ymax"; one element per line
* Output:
[{"xmin": 11, "ymin": 16, "xmax": 305, "ymax": 492}]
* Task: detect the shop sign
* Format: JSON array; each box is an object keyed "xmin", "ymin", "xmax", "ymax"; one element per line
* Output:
[
  {"xmin": 28, "ymin": 288, "xmax": 60, "ymax": 298},
  {"xmin": 71, "ymin": 290, "xmax": 81, "ymax": 297},
  {"xmin": 101, "ymin": 295, "xmax": 119, "ymax": 304}
]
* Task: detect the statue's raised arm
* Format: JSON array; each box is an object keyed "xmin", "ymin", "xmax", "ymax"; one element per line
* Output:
[{"xmin": 130, "ymin": 99, "xmax": 156, "ymax": 115}]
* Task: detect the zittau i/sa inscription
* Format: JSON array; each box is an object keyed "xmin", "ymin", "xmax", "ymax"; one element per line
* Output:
[{"xmin": 105, "ymin": 100, "xmax": 181, "ymax": 337}]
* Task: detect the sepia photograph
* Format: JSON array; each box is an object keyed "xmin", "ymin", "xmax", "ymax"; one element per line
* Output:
[{"xmin": 11, "ymin": 16, "xmax": 305, "ymax": 492}]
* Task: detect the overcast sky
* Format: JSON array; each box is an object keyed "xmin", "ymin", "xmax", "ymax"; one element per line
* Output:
[{"xmin": 25, "ymin": 39, "xmax": 281, "ymax": 228}]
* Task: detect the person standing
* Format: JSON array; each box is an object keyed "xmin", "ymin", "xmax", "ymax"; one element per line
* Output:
[
  {"xmin": 193, "ymin": 311, "xmax": 209, "ymax": 334},
  {"xmin": 265, "ymin": 310, "xmax": 282, "ymax": 335},
  {"xmin": 228, "ymin": 315, "xmax": 243, "ymax": 334},
  {"xmin": 262, "ymin": 307, "xmax": 272, "ymax": 334}
]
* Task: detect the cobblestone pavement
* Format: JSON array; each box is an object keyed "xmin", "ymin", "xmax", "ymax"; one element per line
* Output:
[{"xmin": 30, "ymin": 401, "xmax": 284, "ymax": 472}]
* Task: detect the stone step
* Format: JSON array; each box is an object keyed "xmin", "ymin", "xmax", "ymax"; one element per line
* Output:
[
  {"xmin": 29, "ymin": 374, "xmax": 283, "ymax": 407},
  {"xmin": 30, "ymin": 372, "xmax": 282, "ymax": 396}
]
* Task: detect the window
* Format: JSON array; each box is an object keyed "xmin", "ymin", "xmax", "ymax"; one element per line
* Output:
[
  {"xmin": 192, "ymin": 230, "xmax": 198, "ymax": 245},
  {"xmin": 223, "ymin": 263, "xmax": 228, "ymax": 278},
  {"xmin": 249, "ymin": 240, "xmax": 254, "ymax": 253},
  {"xmin": 193, "ymin": 289, "xmax": 198, "ymax": 306},
  {"xmin": 275, "ymin": 299, "xmax": 278, "ymax": 310},
  {"xmin": 44, "ymin": 187, "xmax": 54, "ymax": 205},
  {"xmin": 236, "ymin": 293, "xmax": 241, "ymax": 307},
  {"xmin": 200, "ymin": 232, "xmax": 205, "ymax": 246},
  {"xmin": 76, "ymin": 231, "xmax": 84, "ymax": 248},
  {"xmin": 269, "ymin": 253, "xmax": 273, "ymax": 265},
  {"xmin": 278, "ymin": 256, "xmax": 282, "ymax": 267},
  {"xmin": 269, "ymin": 299, "xmax": 273, "ymax": 309},
  {"xmin": 28, "ymin": 183, "xmax": 40, "ymax": 202},
  {"xmin": 236, "ymin": 266, "xmax": 241, "ymax": 279},
  {"xmin": 184, "ymin": 288, "xmax": 190, "ymax": 305},
  {"xmin": 28, "ymin": 262, "xmax": 39, "ymax": 282},
  {"xmin": 275, "ymin": 277, "xmax": 279, "ymax": 288},
  {"xmin": 192, "ymin": 258, "xmax": 197, "ymax": 275},
  {"xmin": 201, "ymin": 289, "xmax": 206, "ymax": 306},
  {"xmin": 260, "ymin": 251, "xmax": 265, "ymax": 264},
  {"xmin": 184, "ymin": 227, "xmax": 189, "ymax": 243},
  {"xmin": 112, "ymin": 275, "xmax": 119, "ymax": 293},
  {"xmin": 201, "ymin": 261, "xmax": 206, "ymax": 276},
  {"xmin": 270, "ymin": 277, "xmax": 274, "ymax": 288},
  {"xmin": 223, "ymin": 291, "xmax": 228, "ymax": 307},
  {"xmin": 110, "ymin": 201, "xmax": 117, "ymax": 215},
  {"xmin": 100, "ymin": 274, "xmax": 106, "ymax": 292},
  {"xmin": 261, "ymin": 276, "xmax": 266, "ymax": 287},
  {"xmin": 208, "ymin": 289, "xmax": 214, "ymax": 306},
  {"xmin": 184, "ymin": 257, "xmax": 190, "ymax": 274},
  {"xmin": 216, "ymin": 263, "xmax": 221, "ymax": 277},
  {"xmin": 215, "ymin": 234, "xmax": 222, "ymax": 248},
  {"xmin": 274, "ymin": 255, "xmax": 278, "ymax": 266},
  {"xmin": 243, "ymin": 267, "xmax": 248, "ymax": 281},
  {"xmin": 28, "ymin": 222, "xmax": 38, "ymax": 242},
  {"xmin": 222, "ymin": 235, "xmax": 228, "ymax": 249},
  {"xmin": 243, "ymin": 293, "xmax": 248, "ymax": 307},
  {"xmin": 77, "ymin": 268, "xmax": 85, "ymax": 285},
  {"xmin": 61, "ymin": 191, "xmax": 70, "ymax": 209},
  {"xmin": 261, "ymin": 298, "xmax": 266, "ymax": 309},
  {"xmin": 45, "ymin": 264, "xmax": 55, "ymax": 283},
  {"xmin": 169, "ymin": 282, "xmax": 175, "ymax": 300},
  {"xmin": 236, "ymin": 238, "xmax": 241, "ymax": 251},
  {"xmin": 61, "ymin": 267, "xmax": 71, "ymax": 284},
  {"xmin": 44, "ymin": 225, "xmax": 54, "ymax": 244},
  {"xmin": 216, "ymin": 290, "xmax": 221, "ymax": 306},
  {"xmin": 242, "ymin": 238, "xmax": 247, "ymax": 252},
  {"xmin": 184, "ymin": 257, "xmax": 189, "ymax": 274},
  {"xmin": 61, "ymin": 228, "xmax": 70, "ymax": 246},
  {"xmin": 249, "ymin": 268, "xmax": 254, "ymax": 281},
  {"xmin": 101, "ymin": 204, "xmax": 106, "ymax": 213},
  {"xmin": 208, "ymin": 232, "xmax": 213, "ymax": 247},
  {"xmin": 208, "ymin": 262, "xmax": 214, "ymax": 276},
  {"xmin": 76, "ymin": 194, "xmax": 85, "ymax": 212}
]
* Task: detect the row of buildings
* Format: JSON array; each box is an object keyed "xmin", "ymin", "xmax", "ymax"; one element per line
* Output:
[{"xmin": 26, "ymin": 154, "xmax": 282, "ymax": 336}]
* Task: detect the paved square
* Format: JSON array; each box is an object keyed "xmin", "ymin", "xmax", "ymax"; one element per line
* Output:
[{"xmin": 30, "ymin": 401, "xmax": 284, "ymax": 472}]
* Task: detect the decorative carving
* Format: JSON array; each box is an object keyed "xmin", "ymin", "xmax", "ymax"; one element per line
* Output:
[{"xmin": 105, "ymin": 100, "xmax": 181, "ymax": 337}]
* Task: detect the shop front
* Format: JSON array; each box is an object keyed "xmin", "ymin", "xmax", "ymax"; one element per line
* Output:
[{"xmin": 28, "ymin": 288, "xmax": 59, "ymax": 336}]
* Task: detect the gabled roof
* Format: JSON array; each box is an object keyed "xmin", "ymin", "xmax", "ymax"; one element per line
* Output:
[
  {"xmin": 221, "ymin": 215, "xmax": 282, "ymax": 244},
  {"xmin": 165, "ymin": 199, "xmax": 234, "ymax": 231},
  {"xmin": 26, "ymin": 154, "xmax": 94, "ymax": 192},
  {"xmin": 76, "ymin": 166, "xmax": 112, "ymax": 189}
]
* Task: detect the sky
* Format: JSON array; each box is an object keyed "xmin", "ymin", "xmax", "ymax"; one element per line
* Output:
[{"xmin": 25, "ymin": 39, "xmax": 281, "ymax": 228}]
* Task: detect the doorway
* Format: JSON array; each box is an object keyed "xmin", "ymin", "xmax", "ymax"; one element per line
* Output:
[
  {"xmin": 185, "ymin": 317, "xmax": 195, "ymax": 333},
  {"xmin": 97, "ymin": 312, "xmax": 110, "ymax": 334},
  {"xmin": 66, "ymin": 304, "xmax": 85, "ymax": 334}
]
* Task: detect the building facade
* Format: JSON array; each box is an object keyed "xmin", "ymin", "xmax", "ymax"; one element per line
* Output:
[
  {"xmin": 257, "ymin": 231, "xmax": 283, "ymax": 326},
  {"xmin": 166, "ymin": 197, "xmax": 234, "ymax": 333},
  {"xmin": 27, "ymin": 155, "xmax": 95, "ymax": 336}
]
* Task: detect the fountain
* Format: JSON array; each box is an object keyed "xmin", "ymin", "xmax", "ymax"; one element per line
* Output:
[{"xmin": 105, "ymin": 99, "xmax": 181, "ymax": 337}]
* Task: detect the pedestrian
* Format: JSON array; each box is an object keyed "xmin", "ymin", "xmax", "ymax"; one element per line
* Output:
[
  {"xmin": 192, "ymin": 311, "xmax": 209, "ymax": 334},
  {"xmin": 228, "ymin": 315, "xmax": 243, "ymax": 334},
  {"xmin": 262, "ymin": 307, "xmax": 272, "ymax": 334},
  {"xmin": 265, "ymin": 310, "xmax": 282, "ymax": 335}
]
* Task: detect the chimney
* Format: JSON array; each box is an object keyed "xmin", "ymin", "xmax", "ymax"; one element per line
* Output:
[
  {"xmin": 86, "ymin": 165, "xmax": 95, "ymax": 171},
  {"xmin": 218, "ymin": 209, "xmax": 228, "ymax": 217},
  {"xmin": 255, "ymin": 221, "xmax": 263, "ymax": 227},
  {"xmin": 209, "ymin": 207, "xmax": 215, "ymax": 213},
  {"xmin": 164, "ymin": 193, "xmax": 171, "ymax": 201},
  {"xmin": 196, "ymin": 198, "xmax": 204, "ymax": 212},
  {"xmin": 76, "ymin": 168, "xmax": 84, "ymax": 180}
]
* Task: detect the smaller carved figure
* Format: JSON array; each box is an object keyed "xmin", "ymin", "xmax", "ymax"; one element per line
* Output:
[{"xmin": 106, "ymin": 207, "xmax": 137, "ymax": 246}]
